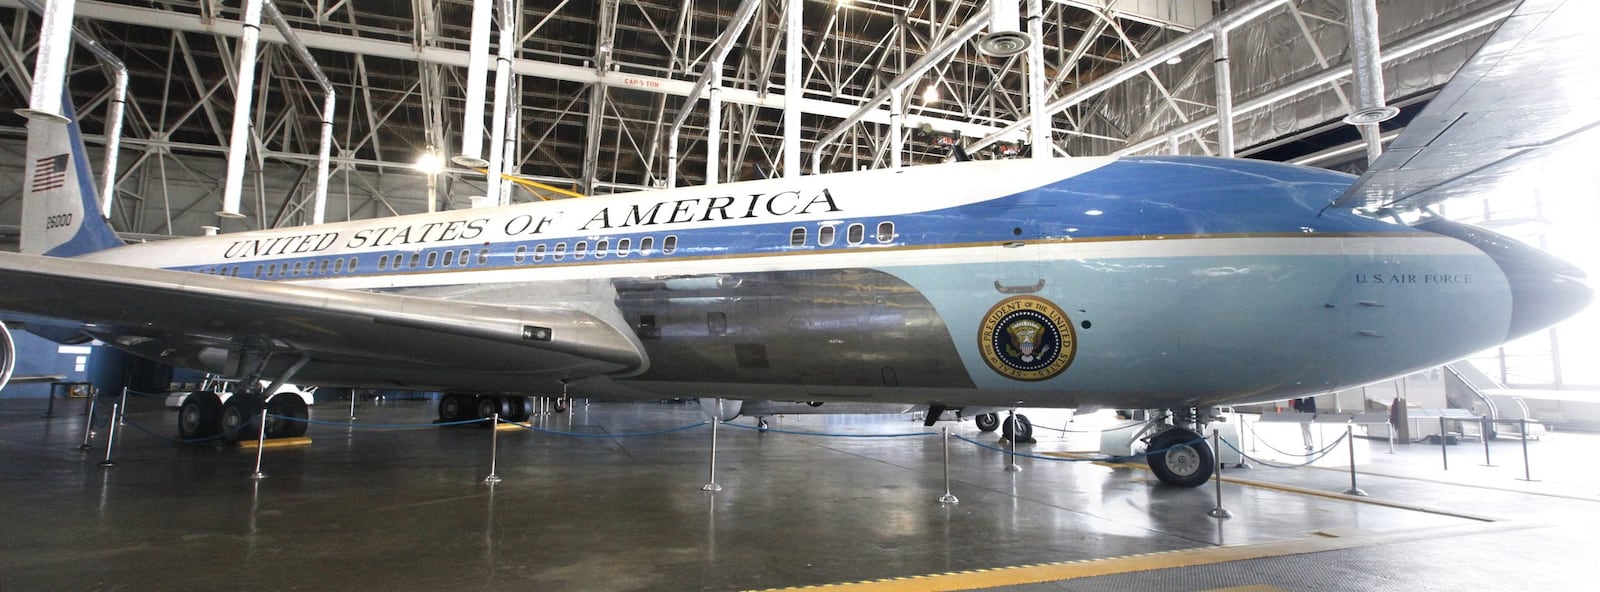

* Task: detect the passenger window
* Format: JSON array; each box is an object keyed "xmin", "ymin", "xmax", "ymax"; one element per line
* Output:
[
  {"xmin": 378, "ymin": 255, "xmax": 389, "ymax": 270},
  {"xmin": 349, "ymin": 257, "xmax": 358, "ymax": 271},
  {"xmin": 663, "ymin": 235, "xmax": 678, "ymax": 254},
  {"xmin": 574, "ymin": 241, "xmax": 588, "ymax": 260},
  {"xmin": 514, "ymin": 245, "xmax": 527, "ymax": 264},
  {"xmin": 442, "ymin": 250, "xmax": 456, "ymax": 267},
  {"xmin": 790, "ymin": 227, "xmax": 806, "ymax": 246},
  {"xmin": 425, "ymin": 251, "xmax": 438, "ymax": 268},
  {"xmin": 534, "ymin": 244, "xmax": 547, "ymax": 262},
  {"xmin": 877, "ymin": 221, "xmax": 895, "ymax": 243},
  {"xmin": 477, "ymin": 248, "xmax": 489, "ymax": 265},
  {"xmin": 639, "ymin": 236, "xmax": 654, "ymax": 255},
  {"xmin": 554, "ymin": 242, "xmax": 567, "ymax": 261},
  {"xmin": 617, "ymin": 238, "xmax": 631, "ymax": 257},
  {"xmin": 319, "ymin": 260, "xmax": 330, "ymax": 274},
  {"xmin": 595, "ymin": 239, "xmax": 609, "ymax": 259},
  {"xmin": 334, "ymin": 258, "xmax": 346, "ymax": 273},
  {"xmin": 818, "ymin": 225, "xmax": 836, "ymax": 246},
  {"xmin": 847, "ymin": 223, "xmax": 864, "ymax": 245},
  {"xmin": 293, "ymin": 261, "xmax": 305, "ymax": 275},
  {"xmin": 707, "ymin": 312, "xmax": 727, "ymax": 336},
  {"xmin": 268, "ymin": 264, "xmax": 278, "ymax": 277},
  {"xmin": 409, "ymin": 252, "xmax": 421, "ymax": 268},
  {"xmin": 460, "ymin": 249, "xmax": 471, "ymax": 265},
  {"xmin": 253, "ymin": 265, "xmax": 263, "ymax": 278}
]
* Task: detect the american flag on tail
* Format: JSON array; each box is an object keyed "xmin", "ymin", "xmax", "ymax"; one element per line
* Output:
[{"xmin": 31, "ymin": 153, "xmax": 69, "ymax": 192}]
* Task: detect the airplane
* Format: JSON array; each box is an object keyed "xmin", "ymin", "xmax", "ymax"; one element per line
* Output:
[{"xmin": 1, "ymin": 0, "xmax": 1594, "ymax": 488}]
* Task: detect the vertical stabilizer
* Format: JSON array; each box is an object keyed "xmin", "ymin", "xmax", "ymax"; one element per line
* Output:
[{"xmin": 20, "ymin": 98, "xmax": 122, "ymax": 256}]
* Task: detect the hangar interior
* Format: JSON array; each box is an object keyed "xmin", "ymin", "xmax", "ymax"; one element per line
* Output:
[{"xmin": 2, "ymin": 1, "xmax": 1600, "ymax": 591}]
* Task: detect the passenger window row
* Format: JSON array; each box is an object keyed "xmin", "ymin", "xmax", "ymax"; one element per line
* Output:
[
  {"xmin": 790, "ymin": 221, "xmax": 896, "ymax": 247},
  {"xmin": 199, "ymin": 233, "xmax": 687, "ymax": 279}
]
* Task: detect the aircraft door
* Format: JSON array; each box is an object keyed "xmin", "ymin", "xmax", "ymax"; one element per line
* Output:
[{"xmin": 992, "ymin": 208, "xmax": 1045, "ymax": 296}]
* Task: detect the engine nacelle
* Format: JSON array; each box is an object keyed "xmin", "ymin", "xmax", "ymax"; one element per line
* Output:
[
  {"xmin": 697, "ymin": 398, "xmax": 744, "ymax": 422},
  {"xmin": 0, "ymin": 322, "xmax": 15, "ymax": 392}
]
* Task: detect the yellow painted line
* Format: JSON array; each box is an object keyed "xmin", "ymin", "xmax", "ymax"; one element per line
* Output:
[
  {"xmin": 495, "ymin": 422, "xmax": 529, "ymax": 432},
  {"xmin": 743, "ymin": 521, "xmax": 1537, "ymax": 592},
  {"xmin": 238, "ymin": 437, "xmax": 312, "ymax": 450},
  {"xmin": 1036, "ymin": 451, "xmax": 1102, "ymax": 460}
]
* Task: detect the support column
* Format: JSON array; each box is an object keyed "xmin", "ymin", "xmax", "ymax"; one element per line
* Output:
[
  {"xmin": 782, "ymin": 0, "xmax": 802, "ymax": 178},
  {"xmin": 1025, "ymin": 0, "xmax": 1050, "ymax": 159},
  {"xmin": 1213, "ymin": 30, "xmax": 1234, "ymax": 158},
  {"xmin": 484, "ymin": 0, "xmax": 515, "ymax": 206},
  {"xmin": 218, "ymin": 0, "xmax": 266, "ymax": 219},
  {"xmin": 454, "ymin": 0, "xmax": 494, "ymax": 168},
  {"xmin": 16, "ymin": 0, "xmax": 75, "ymax": 123},
  {"xmin": 706, "ymin": 74, "xmax": 722, "ymax": 185},
  {"xmin": 888, "ymin": 88, "xmax": 902, "ymax": 169}
]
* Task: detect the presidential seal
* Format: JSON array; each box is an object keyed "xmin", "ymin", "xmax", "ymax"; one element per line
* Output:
[{"xmin": 978, "ymin": 295, "xmax": 1075, "ymax": 381}]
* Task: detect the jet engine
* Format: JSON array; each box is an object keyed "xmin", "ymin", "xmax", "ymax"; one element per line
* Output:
[{"xmin": 1, "ymin": 322, "xmax": 15, "ymax": 392}]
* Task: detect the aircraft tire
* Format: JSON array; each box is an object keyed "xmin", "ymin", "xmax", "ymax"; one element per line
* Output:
[
  {"xmin": 219, "ymin": 395, "xmax": 264, "ymax": 443},
  {"xmin": 178, "ymin": 392, "xmax": 224, "ymax": 440},
  {"xmin": 974, "ymin": 413, "xmax": 1000, "ymax": 432},
  {"xmin": 1147, "ymin": 428, "xmax": 1213, "ymax": 488},
  {"xmin": 477, "ymin": 396, "xmax": 511, "ymax": 423},
  {"xmin": 553, "ymin": 397, "xmax": 570, "ymax": 413},
  {"xmin": 504, "ymin": 396, "xmax": 532, "ymax": 422},
  {"xmin": 266, "ymin": 394, "xmax": 309, "ymax": 438},
  {"xmin": 439, "ymin": 393, "xmax": 473, "ymax": 421},
  {"xmin": 1001, "ymin": 414, "xmax": 1033, "ymax": 442}
]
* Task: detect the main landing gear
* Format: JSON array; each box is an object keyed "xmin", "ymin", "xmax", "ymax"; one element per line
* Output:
[
  {"xmin": 971, "ymin": 412, "xmax": 1034, "ymax": 443},
  {"xmin": 176, "ymin": 390, "xmax": 309, "ymax": 442},
  {"xmin": 1136, "ymin": 408, "xmax": 1218, "ymax": 488},
  {"xmin": 437, "ymin": 393, "xmax": 541, "ymax": 423}
]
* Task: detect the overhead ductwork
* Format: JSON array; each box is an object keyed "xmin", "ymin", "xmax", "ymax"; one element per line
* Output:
[{"xmin": 977, "ymin": 0, "xmax": 1029, "ymax": 57}]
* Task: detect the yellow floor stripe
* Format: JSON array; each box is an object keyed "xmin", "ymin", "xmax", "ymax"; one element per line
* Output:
[
  {"xmin": 238, "ymin": 436, "xmax": 312, "ymax": 449},
  {"xmin": 743, "ymin": 521, "xmax": 1536, "ymax": 592},
  {"xmin": 1202, "ymin": 586, "xmax": 1285, "ymax": 592}
]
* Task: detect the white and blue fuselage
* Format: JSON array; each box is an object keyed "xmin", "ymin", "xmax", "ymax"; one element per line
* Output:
[{"xmin": 80, "ymin": 156, "xmax": 1590, "ymax": 410}]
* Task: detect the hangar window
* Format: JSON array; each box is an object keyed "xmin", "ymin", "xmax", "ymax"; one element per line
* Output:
[
  {"xmin": 617, "ymin": 238, "xmax": 631, "ymax": 257},
  {"xmin": 378, "ymin": 255, "xmax": 389, "ymax": 270},
  {"xmin": 877, "ymin": 222, "xmax": 895, "ymax": 243},
  {"xmin": 533, "ymin": 244, "xmax": 547, "ymax": 262},
  {"xmin": 847, "ymin": 223, "xmax": 865, "ymax": 245},
  {"xmin": 334, "ymin": 258, "xmax": 345, "ymax": 273},
  {"xmin": 818, "ymin": 225, "xmax": 836, "ymax": 246},
  {"xmin": 425, "ymin": 251, "xmax": 438, "ymax": 268},
  {"xmin": 574, "ymin": 241, "xmax": 588, "ymax": 260},
  {"xmin": 595, "ymin": 239, "xmax": 609, "ymax": 258},
  {"xmin": 790, "ymin": 227, "xmax": 807, "ymax": 246},
  {"xmin": 553, "ymin": 242, "xmax": 567, "ymax": 261},
  {"xmin": 662, "ymin": 235, "xmax": 678, "ymax": 254},
  {"xmin": 639, "ymin": 236, "xmax": 654, "ymax": 255},
  {"xmin": 477, "ymin": 248, "xmax": 489, "ymax": 265},
  {"xmin": 409, "ymin": 252, "xmax": 421, "ymax": 268},
  {"xmin": 514, "ymin": 245, "xmax": 527, "ymax": 264},
  {"xmin": 319, "ymin": 260, "xmax": 330, "ymax": 275},
  {"xmin": 442, "ymin": 250, "xmax": 456, "ymax": 267}
]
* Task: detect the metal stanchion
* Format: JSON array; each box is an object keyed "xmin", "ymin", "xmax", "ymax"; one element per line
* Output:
[
  {"xmin": 938, "ymin": 427, "xmax": 958, "ymax": 504},
  {"xmin": 76, "ymin": 396, "xmax": 98, "ymax": 451},
  {"xmin": 1480, "ymin": 417, "xmax": 1495, "ymax": 467},
  {"xmin": 483, "ymin": 413, "xmax": 502, "ymax": 484},
  {"xmin": 97, "ymin": 403, "xmax": 121, "ymax": 467},
  {"xmin": 1004, "ymin": 410, "xmax": 1021, "ymax": 472},
  {"xmin": 702, "ymin": 399, "xmax": 723, "ymax": 492},
  {"xmin": 347, "ymin": 389, "xmax": 357, "ymax": 421},
  {"xmin": 1386, "ymin": 420, "xmax": 1395, "ymax": 454},
  {"xmin": 1342, "ymin": 424, "xmax": 1367, "ymax": 497},
  {"xmin": 1439, "ymin": 416, "xmax": 1449, "ymax": 471},
  {"xmin": 117, "ymin": 387, "xmax": 129, "ymax": 426},
  {"xmin": 1206, "ymin": 430, "xmax": 1231, "ymax": 519},
  {"xmin": 250, "ymin": 408, "xmax": 269, "ymax": 480},
  {"xmin": 1518, "ymin": 418, "xmax": 1536, "ymax": 482},
  {"xmin": 41, "ymin": 386, "xmax": 58, "ymax": 418}
]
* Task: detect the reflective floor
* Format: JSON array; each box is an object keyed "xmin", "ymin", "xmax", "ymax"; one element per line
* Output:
[{"xmin": 1, "ymin": 396, "xmax": 1596, "ymax": 591}]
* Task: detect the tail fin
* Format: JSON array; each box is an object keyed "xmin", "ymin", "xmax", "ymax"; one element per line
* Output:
[{"xmin": 20, "ymin": 97, "xmax": 122, "ymax": 256}]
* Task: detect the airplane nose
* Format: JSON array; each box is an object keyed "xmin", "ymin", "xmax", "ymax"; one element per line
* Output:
[
  {"xmin": 1413, "ymin": 218, "xmax": 1592, "ymax": 340},
  {"xmin": 1497, "ymin": 250, "xmax": 1592, "ymax": 340}
]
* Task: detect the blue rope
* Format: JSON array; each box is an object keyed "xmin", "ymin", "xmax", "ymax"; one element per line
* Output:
[
  {"xmin": 721, "ymin": 421, "xmax": 937, "ymax": 438},
  {"xmin": 121, "ymin": 416, "xmax": 257, "ymax": 444},
  {"xmin": 1222, "ymin": 433, "xmax": 1350, "ymax": 469},
  {"xmin": 272, "ymin": 414, "xmax": 490, "ymax": 429},
  {"xmin": 1033, "ymin": 421, "xmax": 1145, "ymax": 434},
  {"xmin": 507, "ymin": 419, "xmax": 709, "ymax": 438},
  {"xmin": 122, "ymin": 388, "xmax": 171, "ymax": 399}
]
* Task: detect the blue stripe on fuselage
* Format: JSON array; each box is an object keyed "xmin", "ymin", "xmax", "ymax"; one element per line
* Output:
[{"xmin": 164, "ymin": 156, "xmax": 1408, "ymax": 279}]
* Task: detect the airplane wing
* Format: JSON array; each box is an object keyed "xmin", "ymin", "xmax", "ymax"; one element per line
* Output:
[
  {"xmin": 0, "ymin": 252, "xmax": 647, "ymax": 384},
  {"xmin": 1333, "ymin": 0, "xmax": 1600, "ymax": 212}
]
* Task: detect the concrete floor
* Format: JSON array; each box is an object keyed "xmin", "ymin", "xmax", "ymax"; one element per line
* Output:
[{"xmin": 1, "ymin": 395, "xmax": 1597, "ymax": 591}]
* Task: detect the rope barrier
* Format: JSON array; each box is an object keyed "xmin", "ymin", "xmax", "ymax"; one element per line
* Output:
[
  {"xmin": 121, "ymin": 388, "xmax": 172, "ymax": 399},
  {"xmin": 1221, "ymin": 432, "xmax": 1349, "ymax": 469},
  {"xmin": 506, "ymin": 419, "xmax": 709, "ymax": 438},
  {"xmin": 721, "ymin": 421, "xmax": 937, "ymax": 438},
  {"xmin": 276, "ymin": 415, "xmax": 490, "ymax": 429},
  {"xmin": 953, "ymin": 433, "xmax": 1207, "ymax": 463},
  {"xmin": 121, "ymin": 416, "xmax": 258, "ymax": 445},
  {"xmin": 1032, "ymin": 421, "xmax": 1145, "ymax": 435},
  {"xmin": 1243, "ymin": 419, "xmax": 1334, "ymax": 458}
]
